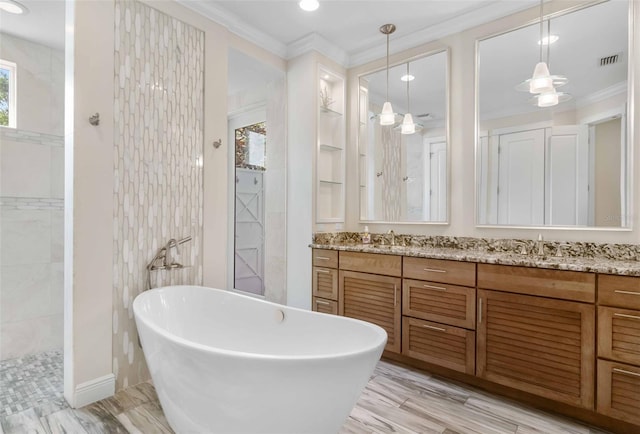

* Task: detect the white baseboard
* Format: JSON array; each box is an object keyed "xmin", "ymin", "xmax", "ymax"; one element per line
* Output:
[{"xmin": 73, "ymin": 373, "xmax": 115, "ymax": 408}]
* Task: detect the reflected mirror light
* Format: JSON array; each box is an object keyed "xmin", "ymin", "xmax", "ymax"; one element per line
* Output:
[
  {"xmin": 476, "ymin": 0, "xmax": 630, "ymax": 228},
  {"xmin": 359, "ymin": 50, "xmax": 449, "ymax": 223}
]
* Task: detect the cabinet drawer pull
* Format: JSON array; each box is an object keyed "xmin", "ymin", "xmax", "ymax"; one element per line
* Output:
[
  {"xmin": 394, "ymin": 284, "xmax": 397, "ymax": 306},
  {"xmin": 613, "ymin": 368, "xmax": 640, "ymax": 378},
  {"xmin": 614, "ymin": 290, "xmax": 640, "ymax": 296},
  {"xmin": 614, "ymin": 313, "xmax": 640, "ymax": 321},
  {"xmin": 422, "ymin": 324, "xmax": 446, "ymax": 332},
  {"xmin": 423, "ymin": 284, "xmax": 446, "ymax": 291},
  {"xmin": 316, "ymin": 256, "xmax": 331, "ymax": 260},
  {"xmin": 316, "ymin": 269, "xmax": 331, "ymax": 274},
  {"xmin": 423, "ymin": 268, "xmax": 447, "ymax": 273},
  {"xmin": 315, "ymin": 300, "xmax": 330, "ymax": 306}
]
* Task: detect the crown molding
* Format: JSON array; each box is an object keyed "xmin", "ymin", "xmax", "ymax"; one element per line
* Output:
[
  {"xmin": 348, "ymin": 0, "xmax": 536, "ymax": 68},
  {"xmin": 574, "ymin": 81, "xmax": 628, "ymax": 109},
  {"xmin": 287, "ymin": 33, "xmax": 349, "ymax": 66},
  {"xmin": 176, "ymin": 0, "xmax": 288, "ymax": 59}
]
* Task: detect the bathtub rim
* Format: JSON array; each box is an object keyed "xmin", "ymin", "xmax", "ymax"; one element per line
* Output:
[{"xmin": 133, "ymin": 285, "xmax": 388, "ymax": 362}]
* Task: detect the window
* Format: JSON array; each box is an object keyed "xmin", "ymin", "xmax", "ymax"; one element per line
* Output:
[{"xmin": 0, "ymin": 59, "xmax": 16, "ymax": 128}]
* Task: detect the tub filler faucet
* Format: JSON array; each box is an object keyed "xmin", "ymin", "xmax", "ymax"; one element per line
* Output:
[{"xmin": 146, "ymin": 236, "xmax": 192, "ymax": 290}]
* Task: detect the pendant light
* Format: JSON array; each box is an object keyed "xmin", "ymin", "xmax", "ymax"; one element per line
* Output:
[
  {"xmin": 516, "ymin": 0, "xmax": 568, "ymax": 94},
  {"xmin": 401, "ymin": 62, "xmax": 415, "ymax": 135},
  {"xmin": 379, "ymin": 24, "xmax": 396, "ymax": 126},
  {"xmin": 530, "ymin": 19, "xmax": 572, "ymax": 107}
]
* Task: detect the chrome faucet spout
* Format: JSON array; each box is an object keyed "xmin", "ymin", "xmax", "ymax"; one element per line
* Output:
[{"xmin": 387, "ymin": 230, "xmax": 396, "ymax": 247}]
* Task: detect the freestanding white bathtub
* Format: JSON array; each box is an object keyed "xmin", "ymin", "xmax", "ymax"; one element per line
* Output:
[{"xmin": 132, "ymin": 285, "xmax": 387, "ymax": 434}]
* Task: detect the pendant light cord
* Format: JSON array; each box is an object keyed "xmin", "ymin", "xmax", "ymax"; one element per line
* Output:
[
  {"xmin": 539, "ymin": 0, "xmax": 543, "ymax": 62},
  {"xmin": 386, "ymin": 33, "xmax": 390, "ymax": 102},
  {"xmin": 406, "ymin": 63, "xmax": 410, "ymax": 113}
]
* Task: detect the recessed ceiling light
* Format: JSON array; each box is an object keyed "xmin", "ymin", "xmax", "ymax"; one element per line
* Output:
[
  {"xmin": 400, "ymin": 74, "xmax": 415, "ymax": 82},
  {"xmin": 0, "ymin": 0, "xmax": 28, "ymax": 14},
  {"xmin": 299, "ymin": 0, "xmax": 319, "ymax": 12},
  {"xmin": 538, "ymin": 35, "xmax": 559, "ymax": 45}
]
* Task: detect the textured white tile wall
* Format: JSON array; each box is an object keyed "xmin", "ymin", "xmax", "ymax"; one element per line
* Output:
[{"xmin": 113, "ymin": 0, "xmax": 204, "ymax": 390}]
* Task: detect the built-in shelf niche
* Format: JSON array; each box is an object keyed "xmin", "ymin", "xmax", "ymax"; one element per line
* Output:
[{"xmin": 316, "ymin": 65, "xmax": 345, "ymax": 223}]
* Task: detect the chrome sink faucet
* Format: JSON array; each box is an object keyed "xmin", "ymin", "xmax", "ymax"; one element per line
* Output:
[
  {"xmin": 536, "ymin": 234, "xmax": 545, "ymax": 256},
  {"xmin": 388, "ymin": 230, "xmax": 396, "ymax": 247}
]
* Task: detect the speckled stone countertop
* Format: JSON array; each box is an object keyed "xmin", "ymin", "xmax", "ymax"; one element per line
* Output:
[{"xmin": 310, "ymin": 233, "xmax": 640, "ymax": 277}]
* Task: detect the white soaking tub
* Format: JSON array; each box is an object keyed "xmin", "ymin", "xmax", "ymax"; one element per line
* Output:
[{"xmin": 133, "ymin": 285, "xmax": 387, "ymax": 433}]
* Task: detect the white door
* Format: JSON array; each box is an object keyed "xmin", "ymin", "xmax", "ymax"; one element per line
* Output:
[
  {"xmin": 545, "ymin": 125, "xmax": 589, "ymax": 226},
  {"xmin": 425, "ymin": 138, "xmax": 447, "ymax": 222},
  {"xmin": 497, "ymin": 129, "xmax": 545, "ymax": 225},
  {"xmin": 235, "ymin": 168, "xmax": 264, "ymax": 295}
]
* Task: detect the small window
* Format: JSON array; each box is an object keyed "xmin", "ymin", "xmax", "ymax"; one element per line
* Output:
[{"xmin": 0, "ymin": 59, "xmax": 17, "ymax": 128}]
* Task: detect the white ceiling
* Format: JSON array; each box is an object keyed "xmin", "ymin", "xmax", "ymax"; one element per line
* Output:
[{"xmin": 0, "ymin": 0, "xmax": 65, "ymax": 51}]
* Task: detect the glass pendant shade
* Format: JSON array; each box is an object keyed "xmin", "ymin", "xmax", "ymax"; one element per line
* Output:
[
  {"xmin": 380, "ymin": 102, "xmax": 395, "ymax": 126},
  {"xmin": 537, "ymin": 88, "xmax": 559, "ymax": 107},
  {"xmin": 529, "ymin": 62, "xmax": 554, "ymax": 94},
  {"xmin": 298, "ymin": 0, "xmax": 319, "ymax": 11},
  {"xmin": 401, "ymin": 113, "xmax": 415, "ymax": 134}
]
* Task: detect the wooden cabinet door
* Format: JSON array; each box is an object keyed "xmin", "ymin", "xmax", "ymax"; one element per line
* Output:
[
  {"xmin": 402, "ymin": 317, "xmax": 475, "ymax": 375},
  {"xmin": 312, "ymin": 267, "xmax": 338, "ymax": 301},
  {"xmin": 597, "ymin": 359, "xmax": 640, "ymax": 426},
  {"xmin": 312, "ymin": 297, "xmax": 338, "ymax": 315},
  {"xmin": 339, "ymin": 270, "xmax": 401, "ymax": 353},
  {"xmin": 598, "ymin": 306, "xmax": 640, "ymax": 366},
  {"xmin": 477, "ymin": 289, "xmax": 595, "ymax": 409}
]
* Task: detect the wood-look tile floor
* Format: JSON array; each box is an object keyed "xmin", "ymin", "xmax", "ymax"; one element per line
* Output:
[{"xmin": 0, "ymin": 360, "xmax": 612, "ymax": 434}]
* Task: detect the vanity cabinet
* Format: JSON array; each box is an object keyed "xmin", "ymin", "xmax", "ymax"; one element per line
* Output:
[
  {"xmin": 312, "ymin": 249, "xmax": 339, "ymax": 315},
  {"xmin": 339, "ymin": 251, "xmax": 402, "ymax": 353},
  {"xmin": 596, "ymin": 275, "xmax": 640, "ymax": 425},
  {"xmin": 477, "ymin": 264, "xmax": 596, "ymax": 410},
  {"xmin": 401, "ymin": 257, "xmax": 477, "ymax": 374}
]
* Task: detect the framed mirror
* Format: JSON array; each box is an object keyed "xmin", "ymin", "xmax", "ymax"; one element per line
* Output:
[
  {"xmin": 359, "ymin": 50, "xmax": 449, "ymax": 223},
  {"xmin": 476, "ymin": 0, "xmax": 632, "ymax": 228}
]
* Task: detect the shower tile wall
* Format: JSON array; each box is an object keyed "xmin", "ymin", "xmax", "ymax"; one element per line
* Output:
[
  {"xmin": 113, "ymin": 0, "xmax": 204, "ymax": 390},
  {"xmin": 0, "ymin": 33, "xmax": 65, "ymax": 361}
]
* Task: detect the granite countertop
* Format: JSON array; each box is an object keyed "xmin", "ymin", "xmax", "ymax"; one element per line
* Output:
[{"xmin": 309, "ymin": 243, "xmax": 640, "ymax": 277}]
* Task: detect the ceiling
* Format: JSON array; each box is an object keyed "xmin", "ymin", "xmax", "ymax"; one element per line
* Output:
[{"xmin": 0, "ymin": 0, "xmax": 65, "ymax": 50}]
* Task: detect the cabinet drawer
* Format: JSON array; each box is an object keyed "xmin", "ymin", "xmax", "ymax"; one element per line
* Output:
[
  {"xmin": 598, "ymin": 306, "xmax": 640, "ymax": 365},
  {"xmin": 312, "ymin": 249, "xmax": 338, "ymax": 268},
  {"xmin": 597, "ymin": 359, "xmax": 640, "ymax": 426},
  {"xmin": 477, "ymin": 264, "xmax": 595, "ymax": 303},
  {"xmin": 312, "ymin": 267, "xmax": 338, "ymax": 301},
  {"xmin": 312, "ymin": 297, "xmax": 338, "ymax": 315},
  {"xmin": 402, "ymin": 317, "xmax": 475, "ymax": 375},
  {"xmin": 599, "ymin": 275, "xmax": 640, "ymax": 310},
  {"xmin": 403, "ymin": 279, "xmax": 476, "ymax": 329},
  {"xmin": 339, "ymin": 251, "xmax": 402, "ymax": 277},
  {"xmin": 403, "ymin": 257, "xmax": 476, "ymax": 287}
]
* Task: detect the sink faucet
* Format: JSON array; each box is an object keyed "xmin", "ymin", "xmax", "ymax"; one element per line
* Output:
[
  {"xmin": 512, "ymin": 240, "xmax": 528, "ymax": 255},
  {"xmin": 536, "ymin": 234, "xmax": 545, "ymax": 256},
  {"xmin": 387, "ymin": 230, "xmax": 396, "ymax": 247}
]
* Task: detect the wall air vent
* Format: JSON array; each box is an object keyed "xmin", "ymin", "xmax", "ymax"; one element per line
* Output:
[{"xmin": 599, "ymin": 53, "xmax": 621, "ymax": 66}]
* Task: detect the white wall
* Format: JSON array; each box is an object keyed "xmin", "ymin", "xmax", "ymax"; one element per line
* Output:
[
  {"xmin": 0, "ymin": 34, "xmax": 65, "ymax": 360},
  {"xmin": 346, "ymin": 0, "xmax": 640, "ymax": 244}
]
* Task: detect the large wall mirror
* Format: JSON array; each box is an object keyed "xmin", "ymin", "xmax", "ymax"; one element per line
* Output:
[
  {"xmin": 476, "ymin": 0, "xmax": 631, "ymax": 228},
  {"xmin": 359, "ymin": 50, "xmax": 449, "ymax": 223}
]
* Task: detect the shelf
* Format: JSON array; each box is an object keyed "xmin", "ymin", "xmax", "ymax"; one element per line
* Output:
[
  {"xmin": 320, "ymin": 106, "xmax": 343, "ymax": 117},
  {"xmin": 320, "ymin": 143, "xmax": 343, "ymax": 151}
]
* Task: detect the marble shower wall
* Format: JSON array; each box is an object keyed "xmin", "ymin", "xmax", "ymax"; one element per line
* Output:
[{"xmin": 113, "ymin": 0, "xmax": 204, "ymax": 390}]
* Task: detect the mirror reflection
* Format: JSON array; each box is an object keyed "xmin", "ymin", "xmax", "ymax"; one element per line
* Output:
[
  {"xmin": 477, "ymin": 0, "xmax": 630, "ymax": 228},
  {"xmin": 359, "ymin": 50, "xmax": 448, "ymax": 222}
]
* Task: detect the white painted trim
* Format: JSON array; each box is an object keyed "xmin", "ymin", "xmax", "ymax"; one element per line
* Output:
[
  {"xmin": 176, "ymin": 0, "xmax": 287, "ymax": 58},
  {"xmin": 574, "ymin": 81, "xmax": 628, "ymax": 109},
  {"xmin": 287, "ymin": 33, "xmax": 349, "ymax": 66},
  {"xmin": 72, "ymin": 374, "xmax": 115, "ymax": 408},
  {"xmin": 348, "ymin": 0, "xmax": 536, "ymax": 67}
]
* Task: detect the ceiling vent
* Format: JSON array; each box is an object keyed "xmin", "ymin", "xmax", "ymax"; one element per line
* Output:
[{"xmin": 599, "ymin": 53, "xmax": 622, "ymax": 66}]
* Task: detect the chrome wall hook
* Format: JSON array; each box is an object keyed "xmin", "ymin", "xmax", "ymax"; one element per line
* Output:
[
  {"xmin": 212, "ymin": 139, "xmax": 222, "ymax": 149},
  {"xmin": 89, "ymin": 113, "xmax": 100, "ymax": 126}
]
